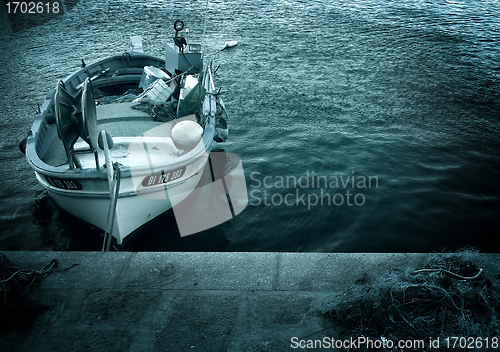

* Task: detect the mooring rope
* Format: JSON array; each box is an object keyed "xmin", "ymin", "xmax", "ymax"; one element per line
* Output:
[
  {"xmin": 413, "ymin": 267, "xmax": 484, "ymax": 280},
  {"xmin": 0, "ymin": 253, "xmax": 60, "ymax": 305}
]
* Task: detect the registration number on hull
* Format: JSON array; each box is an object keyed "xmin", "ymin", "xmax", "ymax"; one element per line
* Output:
[
  {"xmin": 45, "ymin": 176, "xmax": 83, "ymax": 190},
  {"xmin": 141, "ymin": 166, "xmax": 186, "ymax": 187}
]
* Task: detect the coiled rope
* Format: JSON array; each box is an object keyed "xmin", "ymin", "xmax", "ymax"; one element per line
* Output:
[{"xmin": 0, "ymin": 253, "xmax": 63, "ymax": 305}]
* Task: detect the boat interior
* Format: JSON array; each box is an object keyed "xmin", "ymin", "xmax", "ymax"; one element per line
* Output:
[{"xmin": 38, "ymin": 66, "xmax": 203, "ymax": 171}]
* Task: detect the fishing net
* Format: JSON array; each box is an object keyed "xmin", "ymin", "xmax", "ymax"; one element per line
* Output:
[
  {"xmin": 131, "ymin": 100, "xmax": 179, "ymax": 122},
  {"xmin": 0, "ymin": 253, "xmax": 58, "ymax": 305},
  {"xmin": 0, "ymin": 253, "xmax": 62, "ymax": 335},
  {"xmin": 322, "ymin": 249, "xmax": 500, "ymax": 351}
]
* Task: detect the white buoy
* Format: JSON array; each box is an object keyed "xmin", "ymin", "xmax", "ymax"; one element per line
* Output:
[
  {"xmin": 172, "ymin": 121, "xmax": 203, "ymax": 149},
  {"xmin": 223, "ymin": 40, "xmax": 238, "ymax": 49}
]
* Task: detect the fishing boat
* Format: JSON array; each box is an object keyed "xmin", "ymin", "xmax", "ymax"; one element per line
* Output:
[{"xmin": 22, "ymin": 20, "xmax": 229, "ymax": 249}]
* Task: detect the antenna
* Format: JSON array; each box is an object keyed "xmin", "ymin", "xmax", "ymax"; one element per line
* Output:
[{"xmin": 202, "ymin": 0, "xmax": 208, "ymax": 55}]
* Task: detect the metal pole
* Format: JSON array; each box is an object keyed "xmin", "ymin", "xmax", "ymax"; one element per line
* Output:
[{"xmin": 203, "ymin": 0, "xmax": 209, "ymax": 51}]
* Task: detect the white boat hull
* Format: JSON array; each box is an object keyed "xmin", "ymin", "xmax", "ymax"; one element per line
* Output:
[{"xmin": 37, "ymin": 167, "xmax": 205, "ymax": 245}]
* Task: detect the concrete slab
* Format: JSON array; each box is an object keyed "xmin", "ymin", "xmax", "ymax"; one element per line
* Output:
[
  {"xmin": 1, "ymin": 251, "xmax": 499, "ymax": 352},
  {"xmin": 226, "ymin": 291, "xmax": 334, "ymax": 352},
  {"xmin": 276, "ymin": 253, "xmax": 428, "ymax": 291},
  {"xmin": 154, "ymin": 291, "xmax": 241, "ymax": 351},
  {"xmin": 115, "ymin": 252, "xmax": 277, "ymax": 291}
]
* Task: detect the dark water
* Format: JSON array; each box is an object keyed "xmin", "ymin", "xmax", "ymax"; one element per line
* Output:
[{"xmin": 0, "ymin": 0, "xmax": 499, "ymax": 252}]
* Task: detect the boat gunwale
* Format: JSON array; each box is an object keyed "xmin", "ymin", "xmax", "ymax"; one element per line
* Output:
[{"xmin": 34, "ymin": 160, "xmax": 206, "ymax": 199}]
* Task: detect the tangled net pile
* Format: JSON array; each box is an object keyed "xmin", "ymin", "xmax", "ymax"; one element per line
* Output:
[
  {"xmin": 0, "ymin": 253, "xmax": 58, "ymax": 305},
  {"xmin": 323, "ymin": 250, "xmax": 500, "ymax": 351},
  {"xmin": 0, "ymin": 253, "xmax": 62, "ymax": 335},
  {"xmin": 131, "ymin": 100, "xmax": 179, "ymax": 122}
]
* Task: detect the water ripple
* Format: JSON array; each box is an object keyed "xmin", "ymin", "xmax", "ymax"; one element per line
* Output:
[{"xmin": 1, "ymin": 0, "xmax": 499, "ymax": 251}]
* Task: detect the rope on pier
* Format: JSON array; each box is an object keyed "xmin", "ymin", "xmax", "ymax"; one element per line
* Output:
[{"xmin": 0, "ymin": 253, "xmax": 58, "ymax": 305}]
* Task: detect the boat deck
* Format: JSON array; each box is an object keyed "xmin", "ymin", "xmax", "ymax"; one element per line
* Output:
[
  {"xmin": 96, "ymin": 102, "xmax": 166, "ymax": 137},
  {"xmin": 41, "ymin": 101, "xmax": 181, "ymax": 169}
]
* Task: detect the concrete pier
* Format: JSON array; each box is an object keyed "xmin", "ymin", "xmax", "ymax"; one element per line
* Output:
[{"xmin": 1, "ymin": 252, "xmax": 498, "ymax": 351}]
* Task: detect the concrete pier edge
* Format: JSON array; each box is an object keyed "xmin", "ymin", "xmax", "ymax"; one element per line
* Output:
[{"xmin": 1, "ymin": 252, "xmax": 499, "ymax": 351}]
